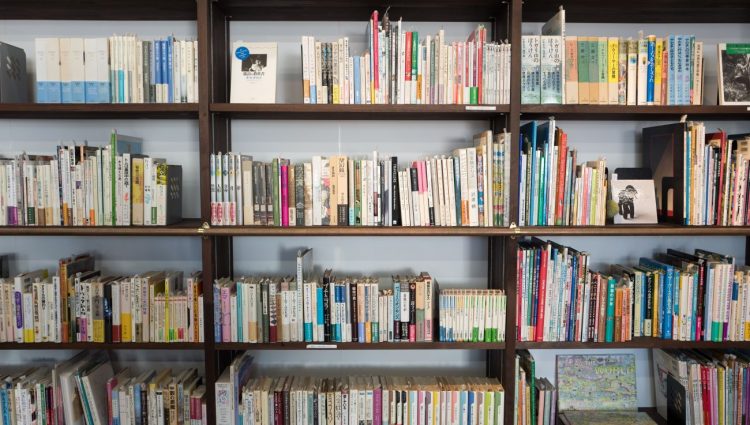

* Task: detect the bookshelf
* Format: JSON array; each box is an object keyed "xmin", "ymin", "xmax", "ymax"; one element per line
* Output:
[{"xmin": 1, "ymin": 0, "xmax": 749, "ymax": 424}]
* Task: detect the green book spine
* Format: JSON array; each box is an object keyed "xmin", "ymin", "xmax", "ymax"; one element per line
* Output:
[
  {"xmin": 354, "ymin": 160, "xmax": 361, "ymax": 225},
  {"xmin": 577, "ymin": 38, "xmax": 589, "ymax": 95},
  {"xmin": 470, "ymin": 87, "xmax": 478, "ymax": 104},
  {"xmin": 588, "ymin": 39, "xmax": 598, "ymax": 93},
  {"xmin": 272, "ymin": 158, "xmax": 280, "ymax": 226},
  {"xmin": 110, "ymin": 130, "xmax": 117, "ymax": 225},
  {"xmin": 412, "ymin": 32, "xmax": 418, "ymax": 84},
  {"xmin": 605, "ymin": 276, "xmax": 616, "ymax": 342}
]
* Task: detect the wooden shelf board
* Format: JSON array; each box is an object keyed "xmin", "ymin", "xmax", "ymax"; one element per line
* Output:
[
  {"xmin": 516, "ymin": 338, "xmax": 750, "ymax": 349},
  {"xmin": 210, "ymin": 103, "xmax": 508, "ymax": 120},
  {"xmin": 0, "ymin": 103, "xmax": 199, "ymax": 119},
  {"xmin": 523, "ymin": 0, "xmax": 750, "ymax": 23},
  {"xmin": 217, "ymin": 0, "xmax": 505, "ymax": 22},
  {"xmin": 0, "ymin": 0, "xmax": 197, "ymax": 20},
  {"xmin": 216, "ymin": 342, "xmax": 505, "ymax": 350},
  {"xmin": 0, "ymin": 342, "xmax": 204, "ymax": 350},
  {"xmin": 520, "ymin": 224, "xmax": 750, "ymax": 236},
  {"xmin": 521, "ymin": 104, "xmax": 750, "ymax": 120},
  {"xmin": 0, "ymin": 219, "xmax": 203, "ymax": 236}
]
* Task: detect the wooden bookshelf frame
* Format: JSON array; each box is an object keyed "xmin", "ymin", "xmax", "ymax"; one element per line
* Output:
[{"xmin": 1, "ymin": 1, "xmax": 749, "ymax": 424}]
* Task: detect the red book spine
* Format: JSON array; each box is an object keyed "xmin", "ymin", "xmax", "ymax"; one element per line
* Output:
[
  {"xmin": 269, "ymin": 288, "xmax": 278, "ymax": 343},
  {"xmin": 106, "ymin": 377, "xmax": 117, "ymax": 425},
  {"xmin": 477, "ymin": 28, "xmax": 484, "ymax": 103},
  {"xmin": 660, "ymin": 48, "xmax": 668, "ymax": 105},
  {"xmin": 554, "ymin": 132, "xmax": 568, "ymax": 225},
  {"xmin": 405, "ymin": 32, "xmax": 412, "ymax": 82},
  {"xmin": 281, "ymin": 164, "xmax": 289, "ymax": 227},
  {"xmin": 535, "ymin": 246, "xmax": 548, "ymax": 342},
  {"xmin": 700, "ymin": 365, "xmax": 710, "ymax": 425},
  {"xmin": 274, "ymin": 390, "xmax": 282, "ymax": 425}
]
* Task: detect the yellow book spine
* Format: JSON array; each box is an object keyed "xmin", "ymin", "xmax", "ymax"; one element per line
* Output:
[
  {"xmin": 94, "ymin": 320, "xmax": 104, "ymax": 343},
  {"xmin": 607, "ymin": 37, "xmax": 619, "ymax": 105},
  {"xmin": 654, "ymin": 39, "xmax": 663, "ymax": 105},
  {"xmin": 121, "ymin": 313, "xmax": 132, "ymax": 342},
  {"xmin": 24, "ymin": 329, "xmax": 34, "ymax": 343},
  {"xmin": 332, "ymin": 85, "xmax": 340, "ymax": 105}
]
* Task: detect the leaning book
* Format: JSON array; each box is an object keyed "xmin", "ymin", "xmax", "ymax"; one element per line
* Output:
[{"xmin": 230, "ymin": 41, "xmax": 277, "ymax": 103}]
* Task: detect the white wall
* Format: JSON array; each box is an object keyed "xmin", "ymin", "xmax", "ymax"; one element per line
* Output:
[{"xmin": 0, "ymin": 18, "xmax": 747, "ymax": 405}]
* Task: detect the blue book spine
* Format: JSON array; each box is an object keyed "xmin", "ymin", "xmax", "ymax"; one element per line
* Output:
[
  {"xmin": 155, "ymin": 40, "xmax": 162, "ymax": 101},
  {"xmin": 453, "ymin": 157, "xmax": 462, "ymax": 225},
  {"xmin": 134, "ymin": 383, "xmax": 142, "ymax": 425},
  {"xmin": 335, "ymin": 285, "xmax": 343, "ymax": 342},
  {"xmin": 647, "ymin": 37, "xmax": 655, "ymax": 103},
  {"xmin": 393, "ymin": 282, "xmax": 400, "ymax": 340},
  {"xmin": 676, "ymin": 35, "xmax": 684, "ymax": 105},
  {"xmin": 61, "ymin": 78, "xmax": 73, "ymax": 103},
  {"xmin": 667, "ymin": 35, "xmax": 677, "ymax": 105},
  {"xmin": 112, "ymin": 387, "xmax": 119, "ymax": 425},
  {"xmin": 167, "ymin": 36, "xmax": 174, "ymax": 103},
  {"xmin": 641, "ymin": 273, "xmax": 647, "ymax": 337},
  {"xmin": 567, "ymin": 256, "xmax": 578, "ymax": 341},
  {"xmin": 691, "ymin": 271, "xmax": 699, "ymax": 340},
  {"xmin": 316, "ymin": 286, "xmax": 324, "ymax": 338},
  {"xmin": 36, "ymin": 81, "xmax": 47, "ymax": 103},
  {"xmin": 467, "ymin": 391, "xmax": 474, "ymax": 425},
  {"xmin": 1, "ymin": 388, "xmax": 9, "ymax": 425},
  {"xmin": 663, "ymin": 266, "xmax": 674, "ymax": 339},
  {"xmin": 684, "ymin": 36, "xmax": 693, "ymax": 106},
  {"xmin": 49, "ymin": 81, "xmax": 62, "ymax": 103},
  {"xmin": 72, "ymin": 79, "xmax": 86, "ymax": 103},
  {"xmin": 353, "ymin": 59, "xmax": 360, "ymax": 104},
  {"xmin": 605, "ymin": 277, "xmax": 616, "ymax": 342},
  {"xmin": 85, "ymin": 80, "xmax": 98, "ymax": 104},
  {"xmin": 237, "ymin": 283, "xmax": 243, "ymax": 342},
  {"xmin": 538, "ymin": 152, "xmax": 546, "ymax": 225},
  {"xmin": 213, "ymin": 284, "xmax": 221, "ymax": 342}
]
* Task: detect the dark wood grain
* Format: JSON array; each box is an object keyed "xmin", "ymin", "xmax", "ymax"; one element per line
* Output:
[
  {"xmin": 211, "ymin": 103, "xmax": 509, "ymax": 119},
  {"xmin": 523, "ymin": 0, "xmax": 750, "ymax": 22},
  {"xmin": 0, "ymin": 0, "xmax": 197, "ymax": 20},
  {"xmin": 0, "ymin": 342, "xmax": 204, "ymax": 350},
  {"xmin": 521, "ymin": 104, "xmax": 750, "ymax": 120},
  {"xmin": 0, "ymin": 219, "xmax": 203, "ymax": 236},
  {"xmin": 0, "ymin": 103, "xmax": 199, "ymax": 119},
  {"xmin": 517, "ymin": 338, "xmax": 750, "ymax": 349},
  {"xmin": 218, "ymin": 0, "xmax": 503, "ymax": 22},
  {"xmin": 215, "ymin": 341, "xmax": 505, "ymax": 350}
]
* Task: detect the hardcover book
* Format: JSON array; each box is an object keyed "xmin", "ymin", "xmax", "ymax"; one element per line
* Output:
[
  {"xmin": 556, "ymin": 354, "xmax": 637, "ymax": 412},
  {"xmin": 718, "ymin": 43, "xmax": 750, "ymax": 105}
]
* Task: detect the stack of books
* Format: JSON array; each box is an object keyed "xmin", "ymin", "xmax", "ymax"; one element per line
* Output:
[
  {"xmin": 653, "ymin": 349, "xmax": 750, "ymax": 425},
  {"xmin": 216, "ymin": 354, "xmax": 506, "ymax": 425},
  {"xmin": 0, "ymin": 253, "xmax": 203, "ymax": 344},
  {"xmin": 35, "ymin": 35, "xmax": 198, "ymax": 104},
  {"xmin": 522, "ymin": 8, "xmax": 704, "ymax": 105},
  {"xmin": 210, "ymin": 130, "xmax": 512, "ymax": 227},
  {"xmin": 0, "ymin": 130, "xmax": 182, "ymax": 227},
  {"xmin": 519, "ymin": 119, "xmax": 607, "ymax": 226},
  {"xmin": 517, "ymin": 239, "xmax": 748, "ymax": 343},
  {"xmin": 301, "ymin": 11, "xmax": 511, "ymax": 105}
]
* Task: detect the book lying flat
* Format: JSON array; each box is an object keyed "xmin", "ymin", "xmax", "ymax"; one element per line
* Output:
[{"xmin": 560, "ymin": 411, "xmax": 658, "ymax": 425}]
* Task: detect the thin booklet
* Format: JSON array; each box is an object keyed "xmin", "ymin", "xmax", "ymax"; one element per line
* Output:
[{"xmin": 230, "ymin": 41, "xmax": 277, "ymax": 103}]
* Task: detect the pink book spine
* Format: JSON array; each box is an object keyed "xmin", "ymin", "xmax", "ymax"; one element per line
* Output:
[
  {"xmin": 281, "ymin": 164, "xmax": 289, "ymax": 227},
  {"xmin": 373, "ymin": 385, "xmax": 382, "ymax": 425},
  {"xmin": 106, "ymin": 377, "xmax": 118, "ymax": 425},
  {"xmin": 221, "ymin": 286, "xmax": 231, "ymax": 342}
]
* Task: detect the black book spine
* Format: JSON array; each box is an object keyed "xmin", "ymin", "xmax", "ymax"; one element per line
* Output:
[
  {"xmin": 103, "ymin": 283, "xmax": 112, "ymax": 343},
  {"xmin": 283, "ymin": 388, "xmax": 290, "ymax": 425},
  {"xmin": 338, "ymin": 205, "xmax": 348, "ymax": 226},
  {"xmin": 409, "ymin": 281, "xmax": 416, "ymax": 337},
  {"xmin": 326, "ymin": 43, "xmax": 333, "ymax": 105},
  {"xmin": 140, "ymin": 383, "xmax": 148, "ymax": 425},
  {"xmin": 695, "ymin": 264, "xmax": 705, "ymax": 340},
  {"xmin": 391, "ymin": 157, "xmax": 401, "ymax": 226},
  {"xmin": 645, "ymin": 273, "xmax": 654, "ymax": 334},
  {"xmin": 312, "ymin": 391, "xmax": 319, "ymax": 425},
  {"xmin": 379, "ymin": 161, "xmax": 385, "ymax": 225},
  {"xmin": 588, "ymin": 278, "xmax": 598, "ymax": 341},
  {"xmin": 350, "ymin": 283, "xmax": 358, "ymax": 342},
  {"xmin": 401, "ymin": 282, "xmax": 409, "ymax": 341},
  {"xmin": 323, "ymin": 279, "xmax": 331, "ymax": 342}
]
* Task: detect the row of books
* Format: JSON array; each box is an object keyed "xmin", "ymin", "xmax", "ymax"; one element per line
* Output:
[
  {"xmin": 523, "ymin": 9, "xmax": 703, "ymax": 105},
  {"xmin": 35, "ymin": 36, "xmax": 198, "ymax": 104},
  {"xmin": 515, "ymin": 350, "xmax": 556, "ymax": 425},
  {"xmin": 653, "ymin": 349, "xmax": 750, "ymax": 425},
  {"xmin": 0, "ymin": 130, "xmax": 183, "ymax": 227},
  {"xmin": 300, "ymin": 11, "xmax": 511, "ymax": 105},
  {"xmin": 216, "ymin": 353, "xmax": 506, "ymax": 425},
  {"xmin": 210, "ymin": 130, "xmax": 512, "ymax": 227},
  {"xmin": 0, "ymin": 350, "xmax": 206, "ymax": 425},
  {"xmin": 0, "ymin": 253, "xmax": 204, "ymax": 344},
  {"xmin": 517, "ymin": 239, "xmax": 744, "ymax": 343},
  {"xmin": 676, "ymin": 123, "xmax": 750, "ymax": 226},
  {"xmin": 519, "ymin": 119, "xmax": 607, "ymax": 226}
]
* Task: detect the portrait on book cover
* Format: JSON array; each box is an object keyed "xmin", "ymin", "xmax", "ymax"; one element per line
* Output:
[
  {"xmin": 242, "ymin": 54, "xmax": 267, "ymax": 75},
  {"xmin": 610, "ymin": 179, "xmax": 657, "ymax": 224},
  {"xmin": 718, "ymin": 43, "xmax": 750, "ymax": 105}
]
